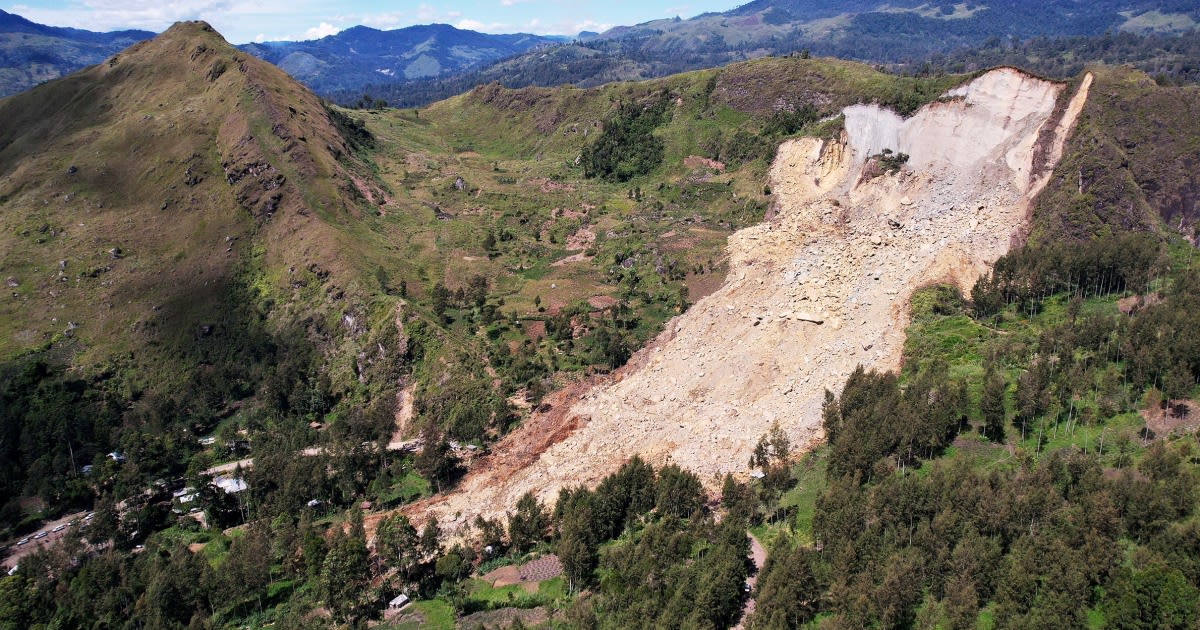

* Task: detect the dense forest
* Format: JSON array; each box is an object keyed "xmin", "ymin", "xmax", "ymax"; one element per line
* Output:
[{"xmin": 749, "ymin": 233, "xmax": 1200, "ymax": 629}]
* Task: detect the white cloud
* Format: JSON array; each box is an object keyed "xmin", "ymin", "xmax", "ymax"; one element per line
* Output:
[
  {"xmin": 13, "ymin": 0, "xmax": 237, "ymax": 31},
  {"xmin": 354, "ymin": 12, "xmax": 401, "ymax": 28},
  {"xmin": 7, "ymin": 0, "xmax": 324, "ymax": 42},
  {"xmin": 500, "ymin": 0, "xmax": 532, "ymax": 6},
  {"xmin": 253, "ymin": 33, "xmax": 267, "ymax": 42},
  {"xmin": 455, "ymin": 18, "xmax": 508, "ymax": 33},
  {"xmin": 415, "ymin": 4, "xmax": 438, "ymax": 22},
  {"xmin": 519, "ymin": 18, "xmax": 611, "ymax": 36},
  {"xmin": 302, "ymin": 21, "xmax": 339, "ymax": 39}
]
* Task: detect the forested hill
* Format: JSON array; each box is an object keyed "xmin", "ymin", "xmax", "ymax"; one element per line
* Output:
[
  {"xmin": 239, "ymin": 24, "xmax": 560, "ymax": 94},
  {"xmin": 318, "ymin": 0, "xmax": 1200, "ymax": 107},
  {"xmin": 0, "ymin": 9, "xmax": 153, "ymax": 97}
]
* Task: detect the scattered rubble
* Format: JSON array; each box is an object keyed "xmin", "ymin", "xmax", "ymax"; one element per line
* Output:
[{"xmin": 401, "ymin": 69, "xmax": 1093, "ymax": 531}]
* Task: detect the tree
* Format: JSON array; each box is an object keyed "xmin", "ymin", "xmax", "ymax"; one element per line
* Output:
[
  {"xmin": 320, "ymin": 530, "xmax": 371, "ymax": 624},
  {"xmin": 0, "ymin": 576, "xmax": 39, "ymax": 630},
  {"xmin": 981, "ymin": 368, "xmax": 1007, "ymax": 442},
  {"xmin": 300, "ymin": 510, "xmax": 327, "ymax": 578},
  {"xmin": 434, "ymin": 545, "xmax": 472, "ymax": 584},
  {"xmin": 581, "ymin": 95, "xmax": 671, "ymax": 181},
  {"xmin": 751, "ymin": 539, "xmax": 821, "ymax": 629},
  {"xmin": 376, "ymin": 513, "xmax": 420, "ymax": 580},
  {"xmin": 655, "ymin": 464, "xmax": 704, "ymax": 519},
  {"xmin": 431, "ymin": 282, "xmax": 451, "ymax": 318},
  {"xmin": 415, "ymin": 425, "xmax": 460, "ymax": 492},
  {"xmin": 557, "ymin": 505, "xmax": 598, "ymax": 592},
  {"xmin": 420, "ymin": 518, "xmax": 441, "ymax": 560},
  {"xmin": 508, "ymin": 491, "xmax": 548, "ymax": 553},
  {"xmin": 722, "ymin": 474, "xmax": 757, "ymax": 524},
  {"xmin": 220, "ymin": 526, "xmax": 271, "ymax": 614},
  {"xmin": 1102, "ymin": 564, "xmax": 1199, "ymax": 630},
  {"xmin": 1162, "ymin": 362, "xmax": 1193, "ymax": 404}
]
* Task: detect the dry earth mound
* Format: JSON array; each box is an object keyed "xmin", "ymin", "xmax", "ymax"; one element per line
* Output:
[{"xmin": 406, "ymin": 68, "xmax": 1093, "ymax": 532}]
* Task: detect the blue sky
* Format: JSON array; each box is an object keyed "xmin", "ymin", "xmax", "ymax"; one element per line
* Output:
[{"xmin": 5, "ymin": 0, "xmax": 738, "ymax": 44}]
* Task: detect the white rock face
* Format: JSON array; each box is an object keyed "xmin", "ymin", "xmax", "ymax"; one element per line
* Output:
[
  {"xmin": 844, "ymin": 68, "xmax": 1069, "ymax": 189},
  {"xmin": 405, "ymin": 69, "xmax": 1093, "ymax": 532}
]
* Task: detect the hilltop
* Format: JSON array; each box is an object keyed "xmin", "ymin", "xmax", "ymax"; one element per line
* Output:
[{"xmin": 0, "ymin": 20, "xmax": 387, "ymax": 513}]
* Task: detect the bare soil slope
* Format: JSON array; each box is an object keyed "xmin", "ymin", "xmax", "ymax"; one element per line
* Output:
[{"xmin": 407, "ymin": 68, "xmax": 1093, "ymax": 531}]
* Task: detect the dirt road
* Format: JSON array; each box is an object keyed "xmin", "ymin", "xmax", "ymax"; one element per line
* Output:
[{"xmin": 734, "ymin": 532, "xmax": 768, "ymax": 629}]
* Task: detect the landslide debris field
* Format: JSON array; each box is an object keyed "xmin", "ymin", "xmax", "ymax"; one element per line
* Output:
[{"xmin": 412, "ymin": 68, "xmax": 1094, "ymax": 529}]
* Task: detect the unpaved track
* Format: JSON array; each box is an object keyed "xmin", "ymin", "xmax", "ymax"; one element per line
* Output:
[
  {"xmin": 732, "ymin": 533, "xmax": 768, "ymax": 630},
  {"xmin": 398, "ymin": 69, "xmax": 1092, "ymax": 534}
]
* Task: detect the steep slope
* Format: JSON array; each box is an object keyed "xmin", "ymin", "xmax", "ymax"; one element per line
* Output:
[
  {"xmin": 0, "ymin": 20, "xmax": 372, "ymax": 360},
  {"xmin": 408, "ymin": 67, "xmax": 1093, "ymax": 529},
  {"xmin": 1030, "ymin": 66, "xmax": 1200, "ymax": 241},
  {"xmin": 0, "ymin": 21, "xmax": 383, "ymax": 505},
  {"xmin": 0, "ymin": 9, "xmax": 153, "ymax": 97},
  {"xmin": 241, "ymin": 24, "xmax": 558, "ymax": 93}
]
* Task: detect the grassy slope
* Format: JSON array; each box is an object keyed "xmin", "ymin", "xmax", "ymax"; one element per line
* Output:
[
  {"xmin": 367, "ymin": 56, "xmax": 968, "ymax": 304},
  {"xmin": 0, "ymin": 21, "xmax": 381, "ymax": 388},
  {"xmin": 335, "ymin": 58, "xmax": 969, "ymax": 402}
]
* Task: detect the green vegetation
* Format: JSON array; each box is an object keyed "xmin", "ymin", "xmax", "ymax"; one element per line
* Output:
[
  {"xmin": 1030, "ymin": 66, "xmax": 1200, "ymax": 243},
  {"xmin": 870, "ymin": 148, "xmax": 910, "ymax": 174},
  {"xmin": 581, "ymin": 91, "xmax": 672, "ymax": 181},
  {"xmin": 747, "ymin": 234, "xmax": 1200, "ymax": 629},
  {"xmin": 5, "ymin": 18, "xmax": 1200, "ymax": 630},
  {"xmin": 326, "ymin": 2, "xmax": 1200, "ymax": 109}
]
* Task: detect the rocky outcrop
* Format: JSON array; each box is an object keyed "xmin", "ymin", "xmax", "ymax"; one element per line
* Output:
[{"xmin": 405, "ymin": 68, "xmax": 1093, "ymax": 532}]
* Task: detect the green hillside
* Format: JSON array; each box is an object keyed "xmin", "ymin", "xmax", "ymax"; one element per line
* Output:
[{"xmin": 2, "ymin": 20, "xmax": 1200, "ymax": 630}]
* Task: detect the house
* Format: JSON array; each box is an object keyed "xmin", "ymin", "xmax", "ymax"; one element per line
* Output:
[
  {"xmin": 387, "ymin": 594, "xmax": 410, "ymax": 611},
  {"xmin": 213, "ymin": 475, "xmax": 247, "ymax": 494}
]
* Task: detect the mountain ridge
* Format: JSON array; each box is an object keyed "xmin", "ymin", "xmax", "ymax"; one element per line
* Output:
[
  {"xmin": 238, "ymin": 22, "xmax": 561, "ymax": 93},
  {"xmin": 0, "ymin": 19, "xmax": 384, "ymax": 458},
  {"xmin": 0, "ymin": 8, "xmax": 154, "ymax": 97}
]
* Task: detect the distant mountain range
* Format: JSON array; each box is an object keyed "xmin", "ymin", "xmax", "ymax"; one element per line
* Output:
[
  {"xmin": 0, "ymin": 13, "xmax": 561, "ymax": 99},
  {"xmin": 327, "ymin": 0, "xmax": 1200, "ymax": 108},
  {"xmin": 238, "ymin": 24, "xmax": 564, "ymax": 93},
  {"xmin": 3, "ymin": 0, "xmax": 1200, "ymax": 102},
  {"xmin": 0, "ymin": 9, "xmax": 153, "ymax": 97}
]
